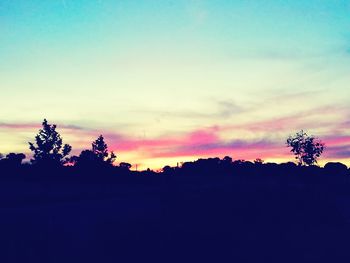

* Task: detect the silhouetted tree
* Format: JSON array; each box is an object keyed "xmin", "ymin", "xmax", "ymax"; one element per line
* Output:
[
  {"xmin": 92, "ymin": 135, "xmax": 108, "ymax": 160},
  {"xmin": 232, "ymin": 159, "xmax": 245, "ymax": 166},
  {"xmin": 162, "ymin": 165, "xmax": 174, "ymax": 174},
  {"xmin": 286, "ymin": 130, "xmax": 324, "ymax": 166},
  {"xmin": 119, "ymin": 162, "xmax": 132, "ymax": 170},
  {"xmin": 74, "ymin": 135, "xmax": 116, "ymax": 167},
  {"xmin": 5, "ymin": 153, "xmax": 26, "ymax": 166},
  {"xmin": 92, "ymin": 135, "xmax": 116, "ymax": 165},
  {"xmin": 254, "ymin": 158, "xmax": 264, "ymax": 165},
  {"xmin": 221, "ymin": 156, "xmax": 233, "ymax": 171},
  {"xmin": 324, "ymin": 162, "xmax": 348, "ymax": 176},
  {"xmin": 28, "ymin": 119, "xmax": 72, "ymax": 166},
  {"xmin": 74, "ymin": 150, "xmax": 98, "ymax": 167},
  {"xmin": 222, "ymin": 156, "xmax": 233, "ymax": 164}
]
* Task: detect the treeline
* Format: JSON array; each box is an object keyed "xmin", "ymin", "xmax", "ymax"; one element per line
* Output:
[
  {"xmin": 0, "ymin": 119, "xmax": 122, "ymax": 171},
  {"xmin": 0, "ymin": 119, "xmax": 349, "ymax": 178}
]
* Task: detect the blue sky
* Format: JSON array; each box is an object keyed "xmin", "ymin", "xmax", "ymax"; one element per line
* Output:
[{"xmin": 0, "ymin": 0, "xmax": 350, "ymax": 168}]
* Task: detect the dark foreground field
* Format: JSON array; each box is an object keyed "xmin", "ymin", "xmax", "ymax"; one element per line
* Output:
[{"xmin": 1, "ymin": 172, "xmax": 350, "ymax": 263}]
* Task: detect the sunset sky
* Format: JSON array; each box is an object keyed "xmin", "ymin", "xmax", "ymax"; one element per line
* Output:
[{"xmin": 0, "ymin": 0, "xmax": 349, "ymax": 169}]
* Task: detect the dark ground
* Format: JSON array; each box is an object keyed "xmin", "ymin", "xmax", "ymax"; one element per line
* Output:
[{"xmin": 0, "ymin": 173, "xmax": 350, "ymax": 263}]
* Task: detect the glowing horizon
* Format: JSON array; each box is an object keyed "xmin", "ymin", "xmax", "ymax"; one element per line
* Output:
[
  {"xmin": 0, "ymin": 1, "xmax": 349, "ymax": 169},
  {"xmin": 0, "ymin": 118, "xmax": 349, "ymax": 170}
]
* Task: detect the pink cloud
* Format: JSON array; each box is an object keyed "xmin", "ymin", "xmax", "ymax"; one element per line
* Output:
[
  {"xmin": 219, "ymin": 105, "xmax": 348, "ymax": 133},
  {"xmin": 103, "ymin": 126, "xmax": 288, "ymax": 162},
  {"xmin": 1, "ymin": 118, "xmax": 349, "ymax": 168},
  {"xmin": 324, "ymin": 135, "xmax": 350, "ymax": 146},
  {"xmin": 147, "ymin": 138, "xmax": 288, "ymax": 160}
]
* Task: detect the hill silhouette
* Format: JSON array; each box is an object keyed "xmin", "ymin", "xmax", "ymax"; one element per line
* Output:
[{"xmin": 0, "ymin": 120, "xmax": 349, "ymax": 263}]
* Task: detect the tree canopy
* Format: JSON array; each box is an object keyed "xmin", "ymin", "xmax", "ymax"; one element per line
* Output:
[
  {"xmin": 73, "ymin": 135, "xmax": 116, "ymax": 167},
  {"xmin": 28, "ymin": 119, "xmax": 72, "ymax": 166},
  {"xmin": 91, "ymin": 135, "xmax": 116, "ymax": 164},
  {"xmin": 286, "ymin": 130, "xmax": 325, "ymax": 166}
]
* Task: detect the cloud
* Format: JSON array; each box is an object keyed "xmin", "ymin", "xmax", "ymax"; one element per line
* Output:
[
  {"xmin": 215, "ymin": 100, "xmax": 246, "ymax": 118},
  {"xmin": 217, "ymin": 104, "xmax": 347, "ymax": 134},
  {"xmin": 324, "ymin": 145, "xmax": 350, "ymax": 159},
  {"xmin": 149, "ymin": 138, "xmax": 285, "ymax": 159},
  {"xmin": 105, "ymin": 126, "xmax": 285, "ymax": 161},
  {"xmin": 323, "ymin": 135, "xmax": 350, "ymax": 146},
  {"xmin": 0, "ymin": 122, "xmax": 95, "ymax": 133},
  {"xmin": 129, "ymin": 99, "xmax": 247, "ymax": 122},
  {"xmin": 336, "ymin": 120, "xmax": 350, "ymax": 131},
  {"xmin": 0, "ymin": 123, "xmax": 40, "ymax": 130},
  {"xmin": 1, "ymin": 116, "xmax": 349, "ymax": 167}
]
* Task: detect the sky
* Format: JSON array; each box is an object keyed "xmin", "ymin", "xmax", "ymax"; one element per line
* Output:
[{"xmin": 0, "ymin": 0, "xmax": 350, "ymax": 169}]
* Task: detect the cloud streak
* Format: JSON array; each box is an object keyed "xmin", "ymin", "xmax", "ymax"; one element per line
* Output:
[{"xmin": 1, "ymin": 117, "xmax": 349, "ymax": 168}]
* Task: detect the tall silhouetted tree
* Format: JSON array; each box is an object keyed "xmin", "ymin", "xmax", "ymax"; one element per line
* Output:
[
  {"xmin": 92, "ymin": 135, "xmax": 108, "ymax": 161},
  {"xmin": 74, "ymin": 135, "xmax": 116, "ymax": 167},
  {"xmin": 286, "ymin": 130, "xmax": 324, "ymax": 166},
  {"xmin": 92, "ymin": 135, "xmax": 116, "ymax": 164},
  {"xmin": 28, "ymin": 119, "xmax": 72, "ymax": 166}
]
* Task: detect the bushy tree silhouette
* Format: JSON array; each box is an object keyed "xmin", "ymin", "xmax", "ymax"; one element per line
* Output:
[
  {"xmin": 119, "ymin": 162, "xmax": 132, "ymax": 170},
  {"xmin": 28, "ymin": 119, "xmax": 72, "ymax": 166},
  {"xmin": 5, "ymin": 153, "xmax": 26, "ymax": 166},
  {"xmin": 287, "ymin": 130, "xmax": 324, "ymax": 166},
  {"xmin": 254, "ymin": 158, "xmax": 264, "ymax": 165},
  {"xmin": 74, "ymin": 135, "xmax": 116, "ymax": 167},
  {"xmin": 222, "ymin": 156, "xmax": 233, "ymax": 164},
  {"xmin": 72, "ymin": 150, "xmax": 98, "ymax": 167}
]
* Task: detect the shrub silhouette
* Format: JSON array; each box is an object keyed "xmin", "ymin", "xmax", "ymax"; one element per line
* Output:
[
  {"xmin": 73, "ymin": 150, "xmax": 98, "ymax": 167},
  {"xmin": 0, "ymin": 153, "xmax": 26, "ymax": 169},
  {"xmin": 286, "ymin": 130, "xmax": 324, "ymax": 166},
  {"xmin": 4, "ymin": 153, "xmax": 26, "ymax": 166},
  {"xmin": 28, "ymin": 119, "xmax": 72, "ymax": 166},
  {"xmin": 119, "ymin": 162, "xmax": 132, "ymax": 170},
  {"xmin": 324, "ymin": 162, "xmax": 348, "ymax": 175},
  {"xmin": 162, "ymin": 165, "xmax": 175, "ymax": 174},
  {"xmin": 254, "ymin": 158, "xmax": 264, "ymax": 165}
]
